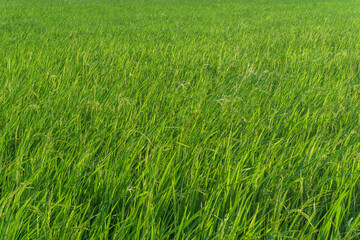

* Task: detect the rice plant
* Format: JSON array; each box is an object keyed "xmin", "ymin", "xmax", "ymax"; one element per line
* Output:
[{"xmin": 1, "ymin": 0, "xmax": 360, "ymax": 239}]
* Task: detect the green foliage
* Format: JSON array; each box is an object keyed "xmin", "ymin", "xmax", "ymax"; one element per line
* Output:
[{"xmin": 1, "ymin": 0, "xmax": 360, "ymax": 239}]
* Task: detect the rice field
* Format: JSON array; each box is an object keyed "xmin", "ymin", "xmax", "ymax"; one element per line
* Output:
[{"xmin": 1, "ymin": 0, "xmax": 360, "ymax": 239}]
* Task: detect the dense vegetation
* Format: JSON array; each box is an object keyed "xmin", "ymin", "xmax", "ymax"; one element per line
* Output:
[{"xmin": 1, "ymin": 0, "xmax": 360, "ymax": 239}]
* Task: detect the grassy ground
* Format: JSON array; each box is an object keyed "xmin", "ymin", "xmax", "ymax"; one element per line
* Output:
[{"xmin": 1, "ymin": 0, "xmax": 360, "ymax": 239}]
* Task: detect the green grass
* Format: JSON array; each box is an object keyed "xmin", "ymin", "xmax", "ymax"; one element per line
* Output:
[{"xmin": 1, "ymin": 0, "xmax": 360, "ymax": 239}]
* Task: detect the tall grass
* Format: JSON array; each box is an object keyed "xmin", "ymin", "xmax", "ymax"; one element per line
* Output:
[{"xmin": 1, "ymin": 0, "xmax": 360, "ymax": 239}]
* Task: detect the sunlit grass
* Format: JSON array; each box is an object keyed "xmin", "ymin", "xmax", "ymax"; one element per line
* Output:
[{"xmin": 1, "ymin": 0, "xmax": 360, "ymax": 239}]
